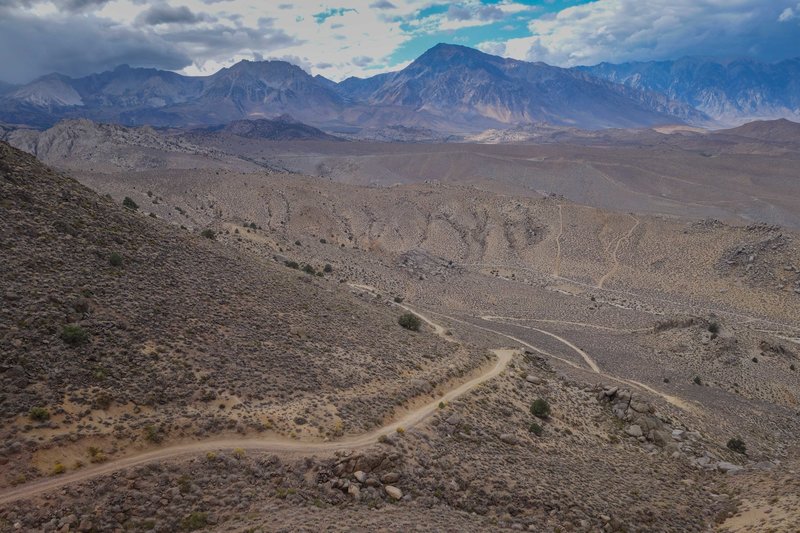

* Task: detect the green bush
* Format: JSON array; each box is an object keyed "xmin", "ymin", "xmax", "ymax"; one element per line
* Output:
[
  {"xmin": 398, "ymin": 313, "xmax": 421, "ymax": 331},
  {"xmin": 302, "ymin": 264, "xmax": 316, "ymax": 275},
  {"xmin": 181, "ymin": 512, "xmax": 208, "ymax": 532},
  {"xmin": 200, "ymin": 229, "xmax": 215, "ymax": 240},
  {"xmin": 708, "ymin": 321, "xmax": 720, "ymax": 335},
  {"xmin": 285, "ymin": 260, "xmax": 299, "ymax": 269},
  {"xmin": 61, "ymin": 324, "xmax": 88, "ymax": 346},
  {"xmin": 323, "ymin": 263, "xmax": 333, "ymax": 273},
  {"xmin": 29, "ymin": 407, "xmax": 50, "ymax": 422},
  {"xmin": 726, "ymin": 437, "xmax": 747, "ymax": 455},
  {"xmin": 144, "ymin": 425, "xmax": 163, "ymax": 443},
  {"xmin": 122, "ymin": 197, "xmax": 138, "ymax": 210},
  {"xmin": 529, "ymin": 422, "xmax": 544, "ymax": 436},
  {"xmin": 109, "ymin": 252, "xmax": 123, "ymax": 267},
  {"xmin": 530, "ymin": 398, "xmax": 551, "ymax": 419},
  {"xmin": 394, "ymin": 296, "xmax": 404, "ymax": 303}
]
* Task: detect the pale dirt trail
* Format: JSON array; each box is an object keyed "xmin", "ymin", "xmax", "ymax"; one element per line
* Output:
[
  {"xmin": 0, "ymin": 340, "xmax": 514, "ymax": 505},
  {"xmin": 477, "ymin": 316, "xmax": 699, "ymax": 414},
  {"xmin": 597, "ymin": 214, "xmax": 640, "ymax": 289},
  {"xmin": 480, "ymin": 316, "xmax": 651, "ymax": 334},
  {"xmin": 480, "ymin": 316, "xmax": 600, "ymax": 374},
  {"xmin": 0, "ymin": 280, "xmax": 702, "ymax": 505},
  {"xmin": 554, "ymin": 204, "xmax": 564, "ymax": 277}
]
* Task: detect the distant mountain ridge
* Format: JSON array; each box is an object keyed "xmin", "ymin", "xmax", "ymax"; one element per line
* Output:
[
  {"xmin": 1, "ymin": 44, "xmax": 799, "ymax": 133},
  {"xmin": 579, "ymin": 57, "xmax": 800, "ymax": 126}
]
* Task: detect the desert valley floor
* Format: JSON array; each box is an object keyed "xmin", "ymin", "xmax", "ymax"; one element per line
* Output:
[{"xmin": 1, "ymin": 120, "xmax": 800, "ymax": 532}]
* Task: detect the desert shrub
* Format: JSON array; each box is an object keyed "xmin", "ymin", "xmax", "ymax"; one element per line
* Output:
[
  {"xmin": 249, "ymin": 222, "xmax": 257, "ymax": 230},
  {"xmin": 394, "ymin": 296, "xmax": 404, "ymax": 303},
  {"xmin": 530, "ymin": 398, "xmax": 551, "ymax": 419},
  {"xmin": 323, "ymin": 263, "xmax": 333, "ymax": 273},
  {"xmin": 87, "ymin": 446, "xmax": 107, "ymax": 463},
  {"xmin": 285, "ymin": 260, "xmax": 299, "ymax": 269},
  {"xmin": 143, "ymin": 425, "xmax": 163, "ymax": 443},
  {"xmin": 529, "ymin": 422, "xmax": 544, "ymax": 436},
  {"xmin": 708, "ymin": 321, "xmax": 720, "ymax": 335},
  {"xmin": 200, "ymin": 229, "xmax": 215, "ymax": 239},
  {"xmin": 398, "ymin": 313, "xmax": 421, "ymax": 331},
  {"xmin": 122, "ymin": 197, "xmax": 138, "ymax": 210},
  {"xmin": 727, "ymin": 437, "xmax": 747, "ymax": 455},
  {"xmin": 302, "ymin": 264, "xmax": 316, "ymax": 275},
  {"xmin": 693, "ymin": 376, "xmax": 702, "ymax": 385},
  {"xmin": 109, "ymin": 252, "xmax": 123, "ymax": 267},
  {"xmin": 233, "ymin": 448, "xmax": 246, "ymax": 459},
  {"xmin": 29, "ymin": 407, "xmax": 50, "ymax": 422},
  {"xmin": 320, "ymin": 238, "xmax": 327, "ymax": 244},
  {"xmin": 60, "ymin": 324, "xmax": 88, "ymax": 346},
  {"xmin": 52, "ymin": 462, "xmax": 65, "ymax": 475},
  {"xmin": 181, "ymin": 512, "xmax": 208, "ymax": 532}
]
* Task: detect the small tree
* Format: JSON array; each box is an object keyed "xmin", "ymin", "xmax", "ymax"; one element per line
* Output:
[
  {"xmin": 727, "ymin": 437, "xmax": 747, "ymax": 455},
  {"xmin": 530, "ymin": 398, "xmax": 551, "ymax": 419},
  {"xmin": 398, "ymin": 313, "xmax": 421, "ymax": 331},
  {"xmin": 122, "ymin": 197, "xmax": 138, "ymax": 210},
  {"xmin": 529, "ymin": 422, "xmax": 544, "ymax": 436},
  {"xmin": 29, "ymin": 407, "xmax": 50, "ymax": 422},
  {"xmin": 61, "ymin": 324, "xmax": 88, "ymax": 346}
]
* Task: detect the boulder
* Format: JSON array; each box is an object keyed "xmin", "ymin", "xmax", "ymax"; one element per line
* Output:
[
  {"xmin": 625, "ymin": 425, "xmax": 643, "ymax": 438},
  {"xmin": 717, "ymin": 462, "xmax": 743, "ymax": 474},
  {"xmin": 499, "ymin": 433, "xmax": 519, "ymax": 445},
  {"xmin": 446, "ymin": 414, "xmax": 463, "ymax": 426},
  {"xmin": 384, "ymin": 486, "xmax": 403, "ymax": 500},
  {"xmin": 381, "ymin": 472, "xmax": 401, "ymax": 484},
  {"xmin": 629, "ymin": 400, "xmax": 652, "ymax": 414}
]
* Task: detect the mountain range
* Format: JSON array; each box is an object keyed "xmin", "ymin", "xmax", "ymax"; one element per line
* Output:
[{"xmin": 1, "ymin": 44, "xmax": 798, "ymax": 133}]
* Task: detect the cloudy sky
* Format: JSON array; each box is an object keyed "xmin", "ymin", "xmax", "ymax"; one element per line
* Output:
[{"xmin": 0, "ymin": 0, "xmax": 798, "ymax": 84}]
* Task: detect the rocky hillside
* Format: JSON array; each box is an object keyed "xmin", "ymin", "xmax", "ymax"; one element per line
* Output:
[{"xmin": 0, "ymin": 141, "xmax": 483, "ymax": 487}]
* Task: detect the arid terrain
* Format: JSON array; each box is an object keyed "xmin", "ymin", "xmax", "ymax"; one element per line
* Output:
[{"xmin": 1, "ymin": 118, "xmax": 800, "ymax": 532}]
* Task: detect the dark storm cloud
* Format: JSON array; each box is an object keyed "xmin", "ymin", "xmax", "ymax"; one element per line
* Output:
[
  {"xmin": 0, "ymin": 12, "xmax": 192, "ymax": 83},
  {"xmin": 446, "ymin": 5, "xmax": 471, "ymax": 21},
  {"xmin": 138, "ymin": 5, "xmax": 208, "ymax": 26},
  {"xmin": 156, "ymin": 19, "xmax": 303, "ymax": 65},
  {"xmin": 369, "ymin": 0, "xmax": 396, "ymax": 8},
  {"xmin": 352, "ymin": 55, "xmax": 373, "ymax": 67},
  {"xmin": 0, "ymin": 0, "xmax": 112, "ymax": 11}
]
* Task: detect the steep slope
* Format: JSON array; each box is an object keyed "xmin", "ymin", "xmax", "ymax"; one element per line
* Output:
[
  {"xmin": 580, "ymin": 57, "xmax": 800, "ymax": 125},
  {"xmin": 0, "ymin": 141, "xmax": 482, "ymax": 487}
]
